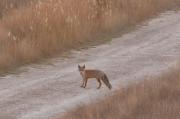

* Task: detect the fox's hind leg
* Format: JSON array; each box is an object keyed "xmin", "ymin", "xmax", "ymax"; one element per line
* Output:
[{"xmin": 97, "ymin": 78, "xmax": 102, "ymax": 89}]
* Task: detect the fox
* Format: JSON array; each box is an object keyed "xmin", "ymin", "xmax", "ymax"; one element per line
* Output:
[{"xmin": 78, "ymin": 64, "xmax": 112, "ymax": 90}]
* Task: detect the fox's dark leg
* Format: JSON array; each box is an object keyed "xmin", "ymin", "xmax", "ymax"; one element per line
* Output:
[
  {"xmin": 84, "ymin": 79, "xmax": 88, "ymax": 88},
  {"xmin": 97, "ymin": 78, "xmax": 102, "ymax": 89}
]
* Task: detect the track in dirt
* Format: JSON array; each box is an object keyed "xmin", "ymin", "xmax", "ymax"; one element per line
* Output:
[{"xmin": 0, "ymin": 11, "xmax": 180, "ymax": 119}]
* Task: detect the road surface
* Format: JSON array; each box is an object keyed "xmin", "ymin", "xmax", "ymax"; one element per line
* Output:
[{"xmin": 0, "ymin": 11, "xmax": 180, "ymax": 119}]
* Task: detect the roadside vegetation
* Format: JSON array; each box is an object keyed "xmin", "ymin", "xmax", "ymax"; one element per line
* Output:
[
  {"xmin": 0, "ymin": 0, "xmax": 179, "ymax": 73},
  {"xmin": 60, "ymin": 66, "xmax": 180, "ymax": 119},
  {"xmin": 0, "ymin": 0, "xmax": 36, "ymax": 18}
]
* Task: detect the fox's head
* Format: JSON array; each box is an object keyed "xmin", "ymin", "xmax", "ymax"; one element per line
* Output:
[{"xmin": 78, "ymin": 64, "xmax": 85, "ymax": 71}]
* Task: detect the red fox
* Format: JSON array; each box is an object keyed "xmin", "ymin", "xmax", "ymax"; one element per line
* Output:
[{"xmin": 78, "ymin": 65, "xmax": 112, "ymax": 90}]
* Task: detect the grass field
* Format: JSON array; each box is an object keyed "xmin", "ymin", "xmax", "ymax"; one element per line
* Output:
[
  {"xmin": 0, "ymin": 0, "xmax": 179, "ymax": 73},
  {"xmin": 0, "ymin": 0, "xmax": 36, "ymax": 18},
  {"xmin": 61, "ymin": 66, "xmax": 180, "ymax": 119}
]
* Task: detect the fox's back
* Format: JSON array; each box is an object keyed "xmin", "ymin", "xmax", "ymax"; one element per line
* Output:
[{"xmin": 84, "ymin": 69, "xmax": 104, "ymax": 79}]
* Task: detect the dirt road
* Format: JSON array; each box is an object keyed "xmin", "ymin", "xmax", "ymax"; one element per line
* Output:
[{"xmin": 0, "ymin": 11, "xmax": 180, "ymax": 119}]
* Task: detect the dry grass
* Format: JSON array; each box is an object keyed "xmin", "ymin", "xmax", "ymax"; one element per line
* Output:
[
  {"xmin": 0, "ymin": 0, "xmax": 36, "ymax": 18},
  {"xmin": 61, "ymin": 67, "xmax": 180, "ymax": 119},
  {"xmin": 0, "ymin": 0, "xmax": 179, "ymax": 73}
]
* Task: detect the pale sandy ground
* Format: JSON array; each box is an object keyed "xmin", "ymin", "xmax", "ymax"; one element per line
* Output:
[{"xmin": 0, "ymin": 11, "xmax": 180, "ymax": 119}]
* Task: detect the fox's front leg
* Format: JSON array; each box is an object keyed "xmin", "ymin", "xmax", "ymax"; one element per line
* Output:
[
  {"xmin": 83, "ymin": 78, "xmax": 88, "ymax": 88},
  {"xmin": 80, "ymin": 79, "xmax": 85, "ymax": 88}
]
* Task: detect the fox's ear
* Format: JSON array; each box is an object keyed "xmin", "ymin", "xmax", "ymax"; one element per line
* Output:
[
  {"xmin": 78, "ymin": 64, "xmax": 80, "ymax": 68},
  {"xmin": 83, "ymin": 64, "xmax": 85, "ymax": 69}
]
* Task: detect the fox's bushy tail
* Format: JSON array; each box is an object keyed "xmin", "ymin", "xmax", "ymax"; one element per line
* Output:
[{"xmin": 101, "ymin": 74, "xmax": 112, "ymax": 90}]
